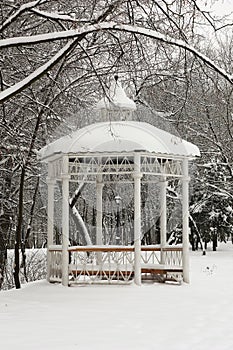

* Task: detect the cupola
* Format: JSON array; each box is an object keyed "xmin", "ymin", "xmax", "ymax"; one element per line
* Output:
[{"xmin": 96, "ymin": 75, "xmax": 136, "ymax": 121}]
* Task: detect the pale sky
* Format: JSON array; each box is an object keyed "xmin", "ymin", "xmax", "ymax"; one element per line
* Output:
[
  {"xmin": 195, "ymin": 0, "xmax": 233, "ymax": 41},
  {"xmin": 199, "ymin": 0, "xmax": 233, "ymax": 19}
]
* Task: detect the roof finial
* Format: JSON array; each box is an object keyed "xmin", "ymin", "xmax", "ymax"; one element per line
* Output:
[{"xmin": 96, "ymin": 76, "xmax": 136, "ymax": 115}]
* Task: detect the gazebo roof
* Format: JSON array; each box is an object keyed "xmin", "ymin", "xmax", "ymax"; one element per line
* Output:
[{"xmin": 38, "ymin": 120, "xmax": 200, "ymax": 161}]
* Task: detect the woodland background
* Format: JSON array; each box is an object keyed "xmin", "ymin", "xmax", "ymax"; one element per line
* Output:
[{"xmin": 0, "ymin": 0, "xmax": 232, "ymax": 289}]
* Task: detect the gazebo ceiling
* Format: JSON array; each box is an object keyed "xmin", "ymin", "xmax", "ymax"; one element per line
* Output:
[{"xmin": 38, "ymin": 120, "xmax": 200, "ymax": 162}]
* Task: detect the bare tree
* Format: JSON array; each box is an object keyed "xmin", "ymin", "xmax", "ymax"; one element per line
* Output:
[{"xmin": 1, "ymin": 0, "xmax": 233, "ymax": 288}]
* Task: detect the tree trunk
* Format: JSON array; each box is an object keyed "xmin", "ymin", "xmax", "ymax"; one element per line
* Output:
[
  {"xmin": 0, "ymin": 214, "xmax": 8, "ymax": 289},
  {"xmin": 189, "ymin": 215, "xmax": 206, "ymax": 254},
  {"xmin": 13, "ymin": 166, "xmax": 25, "ymax": 289},
  {"xmin": 213, "ymin": 232, "xmax": 218, "ymax": 251},
  {"xmin": 24, "ymin": 176, "xmax": 40, "ymax": 248}
]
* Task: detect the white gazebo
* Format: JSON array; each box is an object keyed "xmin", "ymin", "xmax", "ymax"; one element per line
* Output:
[{"xmin": 38, "ymin": 77, "xmax": 200, "ymax": 286}]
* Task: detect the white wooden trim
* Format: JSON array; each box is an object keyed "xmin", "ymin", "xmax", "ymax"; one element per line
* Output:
[
  {"xmin": 182, "ymin": 158, "xmax": 190, "ymax": 283},
  {"xmin": 96, "ymin": 174, "xmax": 103, "ymax": 245},
  {"xmin": 160, "ymin": 177, "xmax": 167, "ymax": 264},
  {"xmin": 133, "ymin": 153, "xmax": 142, "ymax": 286},
  {"xmin": 62, "ymin": 156, "xmax": 70, "ymax": 286},
  {"xmin": 46, "ymin": 177, "xmax": 55, "ymax": 282}
]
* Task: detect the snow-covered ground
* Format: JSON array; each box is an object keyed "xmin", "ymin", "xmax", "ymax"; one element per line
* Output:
[{"xmin": 1, "ymin": 242, "xmax": 233, "ymax": 350}]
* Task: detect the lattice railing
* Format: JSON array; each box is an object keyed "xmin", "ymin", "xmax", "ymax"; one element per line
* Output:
[
  {"xmin": 140, "ymin": 246, "xmax": 182, "ymax": 267},
  {"xmin": 49, "ymin": 245, "xmax": 62, "ymax": 282},
  {"xmin": 141, "ymin": 246, "xmax": 161, "ymax": 265},
  {"xmin": 69, "ymin": 246, "xmax": 134, "ymax": 284},
  {"xmin": 48, "ymin": 245, "xmax": 183, "ymax": 284},
  {"xmin": 162, "ymin": 246, "xmax": 183, "ymax": 266}
]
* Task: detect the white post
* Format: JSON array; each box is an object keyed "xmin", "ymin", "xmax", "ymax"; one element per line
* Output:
[
  {"xmin": 96, "ymin": 175, "xmax": 103, "ymax": 246},
  {"xmin": 61, "ymin": 156, "xmax": 70, "ymax": 286},
  {"xmin": 96, "ymin": 175, "xmax": 103, "ymax": 266},
  {"xmin": 133, "ymin": 153, "xmax": 142, "ymax": 286},
  {"xmin": 160, "ymin": 177, "xmax": 167, "ymax": 264},
  {"xmin": 182, "ymin": 158, "xmax": 190, "ymax": 283},
  {"xmin": 46, "ymin": 176, "xmax": 55, "ymax": 282}
]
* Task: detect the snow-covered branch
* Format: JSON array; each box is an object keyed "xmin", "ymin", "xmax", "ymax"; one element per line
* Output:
[
  {"xmin": 0, "ymin": 0, "xmax": 48, "ymax": 32},
  {"xmin": 31, "ymin": 9, "xmax": 77, "ymax": 22},
  {"xmin": 1, "ymin": 23, "xmax": 232, "ymax": 84},
  {"xmin": 0, "ymin": 39, "xmax": 76, "ymax": 103},
  {"xmin": 206, "ymin": 183, "xmax": 233, "ymax": 199},
  {"xmin": 1, "ymin": 21, "xmax": 233, "ymax": 103}
]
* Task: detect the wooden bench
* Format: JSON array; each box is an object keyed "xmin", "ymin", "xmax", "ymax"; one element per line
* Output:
[
  {"xmin": 69, "ymin": 264, "xmax": 183, "ymax": 284},
  {"xmin": 141, "ymin": 265, "xmax": 183, "ymax": 283}
]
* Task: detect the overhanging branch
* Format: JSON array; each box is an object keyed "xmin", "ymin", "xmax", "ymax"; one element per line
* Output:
[
  {"xmin": 1, "ymin": 21, "xmax": 233, "ymax": 103},
  {"xmin": 0, "ymin": 39, "xmax": 80, "ymax": 103}
]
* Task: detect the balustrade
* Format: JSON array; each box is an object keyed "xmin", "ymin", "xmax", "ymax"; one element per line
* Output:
[
  {"xmin": 48, "ymin": 245, "xmax": 183, "ymax": 284},
  {"xmin": 49, "ymin": 245, "xmax": 62, "ymax": 282}
]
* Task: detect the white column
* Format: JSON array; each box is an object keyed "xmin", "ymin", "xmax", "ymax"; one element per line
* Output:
[
  {"xmin": 96, "ymin": 175, "xmax": 103, "ymax": 246},
  {"xmin": 96, "ymin": 175, "xmax": 103, "ymax": 266},
  {"xmin": 133, "ymin": 153, "xmax": 142, "ymax": 286},
  {"xmin": 46, "ymin": 177, "xmax": 55, "ymax": 282},
  {"xmin": 61, "ymin": 156, "xmax": 70, "ymax": 286},
  {"xmin": 182, "ymin": 158, "xmax": 190, "ymax": 283},
  {"xmin": 160, "ymin": 177, "xmax": 167, "ymax": 264}
]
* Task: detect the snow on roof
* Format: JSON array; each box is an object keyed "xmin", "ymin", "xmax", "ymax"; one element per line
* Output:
[
  {"xmin": 96, "ymin": 76, "xmax": 136, "ymax": 111},
  {"xmin": 38, "ymin": 121, "xmax": 200, "ymax": 161}
]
